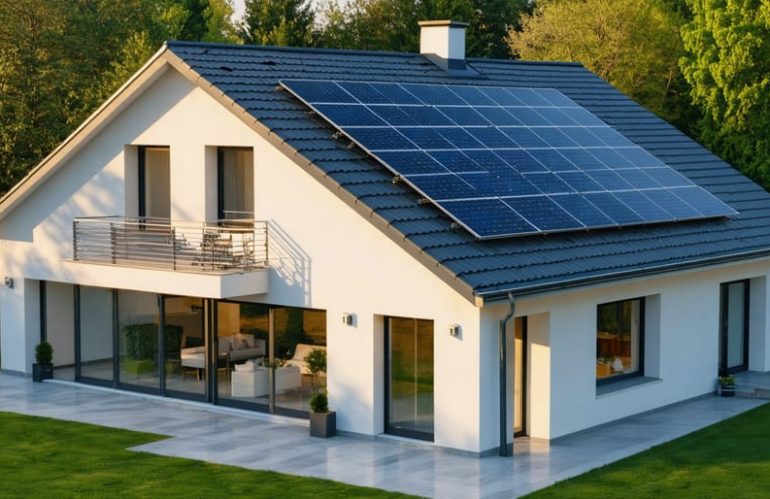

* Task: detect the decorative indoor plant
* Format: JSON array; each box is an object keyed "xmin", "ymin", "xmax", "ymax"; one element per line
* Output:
[
  {"xmin": 306, "ymin": 348, "xmax": 335, "ymax": 438},
  {"xmin": 32, "ymin": 341, "xmax": 54, "ymax": 382},
  {"xmin": 718, "ymin": 374, "xmax": 736, "ymax": 397}
]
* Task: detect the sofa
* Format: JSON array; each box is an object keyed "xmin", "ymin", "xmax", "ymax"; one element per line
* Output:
[{"xmin": 181, "ymin": 334, "xmax": 266, "ymax": 376}]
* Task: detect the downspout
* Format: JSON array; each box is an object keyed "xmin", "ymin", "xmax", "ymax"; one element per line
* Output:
[{"xmin": 499, "ymin": 292, "xmax": 516, "ymax": 457}]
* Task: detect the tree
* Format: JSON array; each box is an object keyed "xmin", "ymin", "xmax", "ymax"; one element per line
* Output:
[
  {"xmin": 239, "ymin": 0, "xmax": 315, "ymax": 47},
  {"xmin": 0, "ymin": 0, "xmax": 238, "ymax": 197},
  {"xmin": 509, "ymin": 0, "xmax": 694, "ymax": 131},
  {"xmin": 317, "ymin": 0, "xmax": 528, "ymax": 58},
  {"xmin": 680, "ymin": 0, "xmax": 770, "ymax": 187}
]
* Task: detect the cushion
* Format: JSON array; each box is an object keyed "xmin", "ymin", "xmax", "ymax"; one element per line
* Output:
[
  {"xmin": 237, "ymin": 333, "xmax": 256, "ymax": 348},
  {"xmin": 218, "ymin": 337, "xmax": 231, "ymax": 354}
]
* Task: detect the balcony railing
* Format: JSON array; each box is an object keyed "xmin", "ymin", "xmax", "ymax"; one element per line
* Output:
[{"xmin": 73, "ymin": 216, "xmax": 268, "ymax": 273}]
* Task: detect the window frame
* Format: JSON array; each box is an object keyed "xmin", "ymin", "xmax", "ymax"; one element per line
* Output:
[{"xmin": 596, "ymin": 297, "xmax": 645, "ymax": 386}]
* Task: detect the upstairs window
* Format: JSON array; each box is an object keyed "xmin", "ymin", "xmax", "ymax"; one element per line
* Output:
[
  {"xmin": 138, "ymin": 146, "xmax": 170, "ymax": 220},
  {"xmin": 596, "ymin": 298, "xmax": 644, "ymax": 382},
  {"xmin": 217, "ymin": 147, "xmax": 254, "ymax": 221}
]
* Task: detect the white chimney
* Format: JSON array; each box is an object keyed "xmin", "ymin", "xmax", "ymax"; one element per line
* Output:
[{"xmin": 419, "ymin": 20, "xmax": 469, "ymax": 72}]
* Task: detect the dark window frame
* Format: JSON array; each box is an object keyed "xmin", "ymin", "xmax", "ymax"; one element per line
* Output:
[
  {"xmin": 719, "ymin": 279, "xmax": 750, "ymax": 375},
  {"xmin": 384, "ymin": 315, "xmax": 435, "ymax": 442},
  {"xmin": 596, "ymin": 297, "xmax": 646, "ymax": 386}
]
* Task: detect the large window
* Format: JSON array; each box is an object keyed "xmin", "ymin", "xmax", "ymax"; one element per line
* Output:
[{"xmin": 596, "ymin": 298, "xmax": 644, "ymax": 382}]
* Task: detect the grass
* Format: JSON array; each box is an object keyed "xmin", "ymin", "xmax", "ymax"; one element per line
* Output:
[
  {"xmin": 0, "ymin": 412, "xmax": 414, "ymax": 498},
  {"xmin": 527, "ymin": 402, "xmax": 770, "ymax": 498}
]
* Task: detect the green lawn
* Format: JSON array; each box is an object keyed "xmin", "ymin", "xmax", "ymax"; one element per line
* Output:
[
  {"xmin": 0, "ymin": 412, "xmax": 414, "ymax": 498},
  {"xmin": 527, "ymin": 402, "xmax": 770, "ymax": 498}
]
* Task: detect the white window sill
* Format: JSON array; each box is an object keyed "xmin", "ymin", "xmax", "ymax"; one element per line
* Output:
[{"xmin": 596, "ymin": 376, "xmax": 661, "ymax": 397}]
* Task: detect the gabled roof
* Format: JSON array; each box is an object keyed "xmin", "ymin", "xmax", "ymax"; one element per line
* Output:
[
  {"xmin": 163, "ymin": 41, "xmax": 770, "ymax": 302},
  {"xmin": 4, "ymin": 41, "xmax": 770, "ymax": 305}
]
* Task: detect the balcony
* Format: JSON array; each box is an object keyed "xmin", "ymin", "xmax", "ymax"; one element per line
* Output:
[{"xmin": 68, "ymin": 216, "xmax": 269, "ymax": 298}]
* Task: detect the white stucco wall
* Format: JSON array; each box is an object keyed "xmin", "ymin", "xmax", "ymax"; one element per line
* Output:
[
  {"xmin": 482, "ymin": 259, "xmax": 770, "ymax": 445},
  {"xmin": 0, "ymin": 67, "xmax": 484, "ymax": 452}
]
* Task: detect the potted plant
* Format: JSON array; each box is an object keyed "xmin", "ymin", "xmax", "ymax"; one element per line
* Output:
[
  {"xmin": 718, "ymin": 374, "xmax": 736, "ymax": 397},
  {"xmin": 32, "ymin": 341, "xmax": 54, "ymax": 382},
  {"xmin": 263, "ymin": 357, "xmax": 287, "ymax": 413},
  {"xmin": 306, "ymin": 348, "xmax": 335, "ymax": 438}
]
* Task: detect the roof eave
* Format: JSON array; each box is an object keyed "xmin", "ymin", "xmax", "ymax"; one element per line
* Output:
[{"xmin": 477, "ymin": 248, "xmax": 770, "ymax": 305}]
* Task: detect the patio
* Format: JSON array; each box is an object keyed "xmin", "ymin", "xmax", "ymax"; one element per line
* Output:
[{"xmin": 0, "ymin": 373, "xmax": 764, "ymax": 498}]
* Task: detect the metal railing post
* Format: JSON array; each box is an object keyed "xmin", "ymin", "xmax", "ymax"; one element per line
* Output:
[
  {"xmin": 172, "ymin": 227, "xmax": 177, "ymax": 271},
  {"xmin": 72, "ymin": 220, "xmax": 78, "ymax": 261},
  {"xmin": 110, "ymin": 222, "xmax": 116, "ymax": 264},
  {"xmin": 264, "ymin": 221, "xmax": 269, "ymax": 266}
]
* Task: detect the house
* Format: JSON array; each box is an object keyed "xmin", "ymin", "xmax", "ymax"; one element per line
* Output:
[{"xmin": 2, "ymin": 20, "xmax": 770, "ymax": 456}]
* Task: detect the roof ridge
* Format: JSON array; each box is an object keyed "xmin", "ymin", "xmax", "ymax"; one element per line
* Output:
[
  {"xmin": 165, "ymin": 40, "xmax": 586, "ymax": 68},
  {"xmin": 166, "ymin": 40, "xmax": 421, "ymax": 59}
]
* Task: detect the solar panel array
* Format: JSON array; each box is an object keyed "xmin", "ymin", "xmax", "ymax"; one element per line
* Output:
[{"xmin": 280, "ymin": 79, "xmax": 737, "ymax": 239}]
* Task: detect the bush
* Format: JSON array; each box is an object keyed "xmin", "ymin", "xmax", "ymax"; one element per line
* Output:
[
  {"xmin": 309, "ymin": 392, "xmax": 328, "ymax": 413},
  {"xmin": 35, "ymin": 341, "xmax": 53, "ymax": 365}
]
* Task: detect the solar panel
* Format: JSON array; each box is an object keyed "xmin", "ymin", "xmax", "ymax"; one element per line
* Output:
[{"xmin": 280, "ymin": 79, "xmax": 738, "ymax": 239}]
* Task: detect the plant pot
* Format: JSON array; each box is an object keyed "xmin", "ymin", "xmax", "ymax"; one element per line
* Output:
[
  {"xmin": 32, "ymin": 363, "xmax": 53, "ymax": 382},
  {"xmin": 310, "ymin": 411, "xmax": 336, "ymax": 438},
  {"xmin": 720, "ymin": 385, "xmax": 736, "ymax": 397}
]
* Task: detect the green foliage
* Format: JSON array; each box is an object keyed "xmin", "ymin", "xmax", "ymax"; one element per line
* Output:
[
  {"xmin": 718, "ymin": 375, "xmax": 736, "ymax": 387},
  {"xmin": 124, "ymin": 324, "xmax": 157, "ymax": 360},
  {"xmin": 680, "ymin": 0, "xmax": 770, "ymax": 187},
  {"xmin": 0, "ymin": 412, "xmax": 411, "ymax": 497},
  {"xmin": 305, "ymin": 347, "xmax": 327, "ymax": 402},
  {"xmin": 239, "ymin": 0, "xmax": 315, "ymax": 46},
  {"xmin": 509, "ymin": 0, "xmax": 696, "ymax": 132},
  {"xmin": 317, "ymin": 0, "xmax": 529, "ymax": 58},
  {"xmin": 529, "ymin": 402, "xmax": 770, "ymax": 497},
  {"xmin": 304, "ymin": 348, "xmax": 327, "ymax": 377},
  {"xmin": 309, "ymin": 392, "xmax": 329, "ymax": 413},
  {"xmin": 34, "ymin": 342, "xmax": 53, "ymax": 365}
]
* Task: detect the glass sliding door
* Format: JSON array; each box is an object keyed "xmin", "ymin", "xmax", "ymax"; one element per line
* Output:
[
  {"xmin": 117, "ymin": 290, "xmax": 160, "ymax": 392},
  {"xmin": 216, "ymin": 301, "xmax": 271, "ymax": 410},
  {"xmin": 273, "ymin": 307, "xmax": 326, "ymax": 414},
  {"xmin": 385, "ymin": 317, "xmax": 434, "ymax": 441},
  {"xmin": 164, "ymin": 297, "xmax": 206, "ymax": 399},
  {"xmin": 216, "ymin": 301, "xmax": 327, "ymax": 417},
  {"xmin": 720, "ymin": 280, "xmax": 749, "ymax": 374},
  {"xmin": 79, "ymin": 286, "xmax": 115, "ymax": 384}
]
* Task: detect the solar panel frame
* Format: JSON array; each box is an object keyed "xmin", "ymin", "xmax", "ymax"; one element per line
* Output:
[{"xmin": 280, "ymin": 79, "xmax": 738, "ymax": 240}]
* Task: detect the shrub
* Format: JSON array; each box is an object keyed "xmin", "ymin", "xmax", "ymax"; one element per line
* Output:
[
  {"xmin": 309, "ymin": 392, "xmax": 328, "ymax": 413},
  {"xmin": 35, "ymin": 341, "xmax": 53, "ymax": 364}
]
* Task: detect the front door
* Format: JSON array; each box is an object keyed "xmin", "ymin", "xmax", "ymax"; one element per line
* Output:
[{"xmin": 720, "ymin": 280, "xmax": 749, "ymax": 374}]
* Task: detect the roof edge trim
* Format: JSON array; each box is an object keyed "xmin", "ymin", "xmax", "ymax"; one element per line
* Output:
[
  {"xmin": 479, "ymin": 247, "xmax": 770, "ymax": 304},
  {"xmin": 0, "ymin": 44, "xmax": 172, "ymax": 222}
]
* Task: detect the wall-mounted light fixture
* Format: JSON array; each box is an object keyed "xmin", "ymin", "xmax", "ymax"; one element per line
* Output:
[
  {"xmin": 342, "ymin": 313, "xmax": 355, "ymax": 326},
  {"xmin": 4, "ymin": 277, "xmax": 14, "ymax": 289},
  {"xmin": 449, "ymin": 324, "xmax": 461, "ymax": 337}
]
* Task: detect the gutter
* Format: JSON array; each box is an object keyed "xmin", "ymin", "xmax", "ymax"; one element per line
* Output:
[
  {"xmin": 478, "ymin": 246, "xmax": 770, "ymax": 305},
  {"xmin": 498, "ymin": 292, "xmax": 515, "ymax": 457}
]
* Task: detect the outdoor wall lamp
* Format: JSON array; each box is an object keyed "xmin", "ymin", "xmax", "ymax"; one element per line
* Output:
[
  {"xmin": 342, "ymin": 313, "xmax": 355, "ymax": 326},
  {"xmin": 4, "ymin": 277, "xmax": 14, "ymax": 289},
  {"xmin": 449, "ymin": 324, "xmax": 461, "ymax": 337}
]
